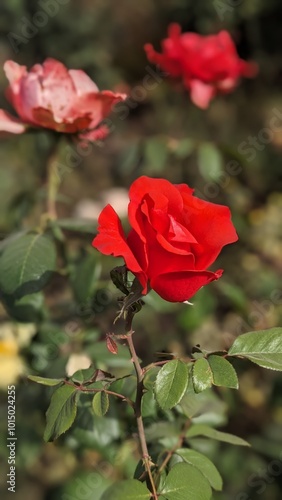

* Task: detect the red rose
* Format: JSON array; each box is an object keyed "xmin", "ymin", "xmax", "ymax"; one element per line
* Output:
[
  {"xmin": 0, "ymin": 58, "xmax": 127, "ymax": 141},
  {"xmin": 92, "ymin": 176, "xmax": 238, "ymax": 302},
  {"xmin": 144, "ymin": 24, "xmax": 257, "ymax": 109}
]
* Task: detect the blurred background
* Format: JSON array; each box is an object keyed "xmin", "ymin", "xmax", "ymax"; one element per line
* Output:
[{"xmin": 0, "ymin": 0, "xmax": 282, "ymax": 499}]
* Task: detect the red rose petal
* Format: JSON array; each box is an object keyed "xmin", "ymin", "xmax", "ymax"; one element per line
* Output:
[
  {"xmin": 179, "ymin": 191, "xmax": 238, "ymax": 269},
  {"xmin": 92, "ymin": 204, "xmax": 147, "ymax": 292},
  {"xmin": 144, "ymin": 24, "xmax": 257, "ymax": 108},
  {"xmin": 93, "ymin": 176, "xmax": 238, "ymax": 304},
  {"xmin": 151, "ymin": 269, "xmax": 223, "ymax": 302}
]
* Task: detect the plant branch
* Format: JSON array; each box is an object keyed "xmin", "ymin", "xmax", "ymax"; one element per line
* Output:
[
  {"xmin": 46, "ymin": 149, "xmax": 60, "ymax": 220},
  {"xmin": 143, "ymin": 360, "xmax": 170, "ymax": 373},
  {"xmin": 64, "ymin": 380, "xmax": 135, "ymax": 408},
  {"xmin": 158, "ymin": 419, "xmax": 192, "ymax": 475},
  {"xmin": 125, "ymin": 315, "xmax": 158, "ymax": 499}
]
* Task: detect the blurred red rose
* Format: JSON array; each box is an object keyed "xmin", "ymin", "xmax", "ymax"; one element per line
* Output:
[
  {"xmin": 144, "ymin": 24, "xmax": 257, "ymax": 109},
  {"xmin": 0, "ymin": 58, "xmax": 127, "ymax": 141},
  {"xmin": 92, "ymin": 176, "xmax": 238, "ymax": 302}
]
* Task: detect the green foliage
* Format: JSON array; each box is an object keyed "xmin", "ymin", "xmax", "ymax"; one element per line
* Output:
[
  {"xmin": 145, "ymin": 422, "xmax": 181, "ymax": 446},
  {"xmin": 55, "ymin": 218, "xmax": 96, "ymax": 233},
  {"xmin": 228, "ymin": 328, "xmax": 282, "ymax": 370},
  {"xmin": 197, "ymin": 142, "xmax": 223, "ymax": 182},
  {"xmin": 119, "ymin": 142, "xmax": 141, "ymax": 175},
  {"xmin": 1, "ymin": 3, "xmax": 281, "ymax": 499},
  {"xmin": 192, "ymin": 358, "xmax": 213, "ymax": 393},
  {"xmin": 144, "ymin": 137, "xmax": 168, "ymax": 173},
  {"xmin": 44, "ymin": 385, "xmax": 79, "ymax": 442},
  {"xmin": 207, "ymin": 355, "xmax": 239, "ymax": 389},
  {"xmin": 87, "ymin": 341, "xmax": 132, "ymax": 369},
  {"xmin": 186, "ymin": 424, "xmax": 250, "ymax": 446},
  {"xmin": 0, "ymin": 232, "xmax": 56, "ymax": 298},
  {"xmin": 71, "ymin": 252, "xmax": 100, "ymax": 304},
  {"xmin": 92, "ymin": 391, "xmax": 110, "ymax": 417},
  {"xmin": 154, "ymin": 360, "xmax": 189, "ymax": 410},
  {"xmin": 100, "ymin": 479, "xmax": 151, "ymax": 499},
  {"xmin": 1, "ymin": 291, "xmax": 45, "ymax": 322},
  {"xmin": 172, "ymin": 138, "xmax": 195, "ymax": 159},
  {"xmin": 178, "ymin": 379, "xmax": 227, "ymax": 424},
  {"xmin": 74, "ymin": 414, "xmax": 123, "ymax": 450},
  {"xmin": 70, "ymin": 366, "xmax": 97, "ymax": 384},
  {"xmin": 175, "ymin": 448, "xmax": 223, "ymax": 491},
  {"xmin": 28, "ymin": 375, "xmax": 64, "ymax": 386},
  {"xmin": 141, "ymin": 389, "xmax": 158, "ymax": 418},
  {"xmin": 216, "ymin": 280, "xmax": 248, "ymax": 312},
  {"xmin": 160, "ymin": 462, "xmax": 212, "ymax": 499},
  {"xmin": 178, "ymin": 287, "xmax": 217, "ymax": 330}
]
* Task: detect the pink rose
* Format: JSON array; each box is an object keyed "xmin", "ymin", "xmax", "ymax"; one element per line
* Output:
[{"xmin": 0, "ymin": 58, "xmax": 127, "ymax": 141}]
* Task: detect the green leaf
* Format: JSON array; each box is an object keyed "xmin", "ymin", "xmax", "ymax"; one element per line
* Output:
[
  {"xmin": 87, "ymin": 342, "xmax": 131, "ymax": 369},
  {"xmin": 198, "ymin": 142, "xmax": 223, "ymax": 182},
  {"xmin": 70, "ymin": 367, "xmax": 109, "ymax": 385},
  {"xmin": 228, "ymin": 328, "xmax": 282, "ymax": 370},
  {"xmin": 74, "ymin": 415, "xmax": 121, "ymax": 449},
  {"xmin": 186, "ymin": 424, "xmax": 250, "ymax": 446},
  {"xmin": 28, "ymin": 376, "xmax": 64, "ymax": 386},
  {"xmin": 71, "ymin": 253, "xmax": 100, "ymax": 304},
  {"xmin": 173, "ymin": 138, "xmax": 195, "ymax": 159},
  {"xmin": 63, "ymin": 471, "xmax": 111, "ymax": 500},
  {"xmin": 155, "ymin": 469, "xmax": 168, "ymax": 492},
  {"xmin": 44, "ymin": 384, "xmax": 78, "ymax": 442},
  {"xmin": 143, "ymin": 366, "xmax": 160, "ymax": 390},
  {"xmin": 56, "ymin": 218, "xmax": 95, "ymax": 233},
  {"xmin": 179, "ymin": 381, "xmax": 228, "ymax": 426},
  {"xmin": 144, "ymin": 137, "xmax": 168, "ymax": 173},
  {"xmin": 154, "ymin": 360, "xmax": 189, "ymax": 410},
  {"xmin": 192, "ymin": 358, "xmax": 213, "ymax": 393},
  {"xmin": 0, "ymin": 232, "xmax": 56, "ymax": 298},
  {"xmin": 1, "ymin": 291, "xmax": 45, "ymax": 323},
  {"xmin": 216, "ymin": 280, "xmax": 248, "ymax": 312},
  {"xmin": 120, "ymin": 142, "xmax": 141, "ymax": 174},
  {"xmin": 175, "ymin": 448, "xmax": 223, "ymax": 491},
  {"xmin": 160, "ymin": 462, "xmax": 212, "ymax": 500},
  {"xmin": 134, "ymin": 459, "xmax": 145, "ymax": 480},
  {"xmin": 141, "ymin": 389, "xmax": 157, "ymax": 418},
  {"xmin": 100, "ymin": 479, "xmax": 151, "ymax": 500},
  {"xmin": 49, "ymin": 220, "xmax": 65, "ymax": 243},
  {"xmin": 0, "ymin": 230, "xmax": 29, "ymax": 253},
  {"xmin": 208, "ymin": 355, "xmax": 239, "ymax": 389},
  {"xmin": 178, "ymin": 382, "xmax": 205, "ymax": 419},
  {"xmin": 70, "ymin": 367, "xmax": 95, "ymax": 384},
  {"xmin": 92, "ymin": 391, "xmax": 110, "ymax": 417},
  {"xmin": 145, "ymin": 421, "xmax": 180, "ymax": 443}
]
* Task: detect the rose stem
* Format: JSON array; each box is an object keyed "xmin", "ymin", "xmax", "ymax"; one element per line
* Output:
[
  {"xmin": 46, "ymin": 148, "xmax": 61, "ymax": 220},
  {"xmin": 125, "ymin": 314, "xmax": 158, "ymax": 499}
]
